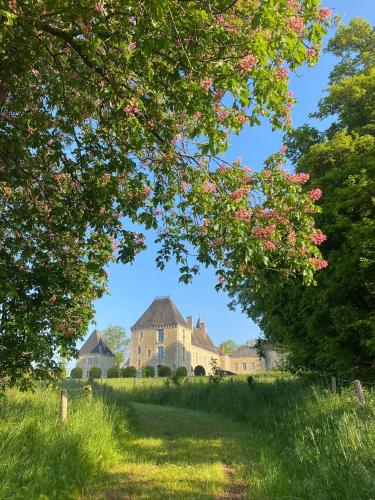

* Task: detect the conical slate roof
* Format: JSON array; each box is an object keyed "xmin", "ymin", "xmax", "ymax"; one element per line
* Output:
[
  {"xmin": 79, "ymin": 329, "xmax": 114, "ymax": 357},
  {"xmin": 132, "ymin": 297, "xmax": 188, "ymax": 330}
]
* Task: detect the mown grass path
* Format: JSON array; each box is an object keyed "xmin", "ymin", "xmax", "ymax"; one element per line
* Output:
[{"xmin": 86, "ymin": 402, "xmax": 249, "ymax": 499}]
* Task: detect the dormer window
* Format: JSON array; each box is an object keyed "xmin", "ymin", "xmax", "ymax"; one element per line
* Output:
[{"xmin": 157, "ymin": 329, "xmax": 164, "ymax": 343}]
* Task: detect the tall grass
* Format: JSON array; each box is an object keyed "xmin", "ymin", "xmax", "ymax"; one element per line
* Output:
[
  {"xmin": 103, "ymin": 373, "xmax": 375, "ymax": 499},
  {"xmin": 0, "ymin": 387, "xmax": 120, "ymax": 499}
]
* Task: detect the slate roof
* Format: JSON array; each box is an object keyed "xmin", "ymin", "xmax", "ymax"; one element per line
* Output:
[
  {"xmin": 192, "ymin": 326, "xmax": 221, "ymax": 354},
  {"xmin": 79, "ymin": 329, "xmax": 114, "ymax": 357},
  {"xmin": 231, "ymin": 344, "xmax": 258, "ymax": 358},
  {"xmin": 132, "ymin": 297, "xmax": 188, "ymax": 330}
]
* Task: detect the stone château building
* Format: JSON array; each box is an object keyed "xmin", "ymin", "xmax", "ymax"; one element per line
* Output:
[
  {"xmin": 129, "ymin": 297, "xmax": 262, "ymax": 375},
  {"xmin": 76, "ymin": 329, "xmax": 115, "ymax": 378}
]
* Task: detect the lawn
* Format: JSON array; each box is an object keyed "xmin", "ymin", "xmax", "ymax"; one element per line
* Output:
[{"xmin": 1, "ymin": 373, "xmax": 375, "ymax": 499}]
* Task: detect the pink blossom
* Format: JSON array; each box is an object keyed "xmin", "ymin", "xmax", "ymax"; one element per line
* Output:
[
  {"xmin": 287, "ymin": 0, "xmax": 299, "ymax": 12},
  {"xmin": 288, "ymin": 16, "xmax": 305, "ymax": 34},
  {"xmin": 112, "ymin": 240, "xmax": 119, "ymax": 251},
  {"xmin": 310, "ymin": 257, "xmax": 328, "ymax": 270},
  {"xmin": 286, "ymin": 172, "xmax": 310, "ymax": 184},
  {"xmin": 288, "ymin": 230, "xmax": 296, "ymax": 246},
  {"xmin": 202, "ymin": 181, "xmax": 217, "ymax": 193},
  {"xmin": 124, "ymin": 98, "xmax": 138, "ymax": 116},
  {"xmin": 280, "ymin": 144, "xmax": 287, "ymax": 154},
  {"xmin": 229, "ymin": 186, "xmax": 250, "ymax": 200},
  {"xmin": 193, "ymin": 111, "xmax": 201, "ymax": 120},
  {"xmin": 144, "ymin": 185, "xmax": 151, "ymax": 197},
  {"xmin": 94, "ymin": 3, "xmax": 106, "ymax": 15},
  {"xmin": 154, "ymin": 209, "xmax": 163, "ymax": 216},
  {"xmin": 8, "ymin": 0, "xmax": 17, "ymax": 12},
  {"xmin": 263, "ymin": 240, "xmax": 276, "ymax": 250},
  {"xmin": 309, "ymin": 188, "xmax": 322, "ymax": 202},
  {"xmin": 237, "ymin": 113, "xmax": 247, "ymax": 125},
  {"xmin": 217, "ymin": 276, "xmax": 225, "ymax": 284},
  {"xmin": 49, "ymin": 294, "xmax": 57, "ymax": 304},
  {"xmin": 307, "ymin": 48, "xmax": 317, "ymax": 58},
  {"xmin": 147, "ymin": 118, "xmax": 156, "ymax": 127},
  {"xmin": 234, "ymin": 208, "xmax": 252, "ymax": 222},
  {"xmin": 238, "ymin": 53, "xmax": 257, "ymax": 73},
  {"xmin": 318, "ymin": 7, "xmax": 331, "ymax": 21},
  {"xmin": 31, "ymin": 68, "xmax": 41, "ymax": 79},
  {"xmin": 99, "ymin": 207, "xmax": 105, "ymax": 215},
  {"xmin": 252, "ymin": 225, "xmax": 276, "ymax": 238},
  {"xmin": 128, "ymin": 42, "xmax": 137, "ymax": 50},
  {"xmin": 200, "ymin": 77, "xmax": 213, "ymax": 92},
  {"xmin": 310, "ymin": 230, "xmax": 327, "ymax": 245},
  {"xmin": 276, "ymin": 68, "xmax": 288, "ymax": 80},
  {"xmin": 180, "ymin": 180, "xmax": 189, "ymax": 191},
  {"xmin": 264, "ymin": 169, "xmax": 272, "ymax": 179}
]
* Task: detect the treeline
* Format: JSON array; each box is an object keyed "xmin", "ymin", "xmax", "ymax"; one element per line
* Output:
[{"xmin": 235, "ymin": 19, "xmax": 375, "ymax": 376}]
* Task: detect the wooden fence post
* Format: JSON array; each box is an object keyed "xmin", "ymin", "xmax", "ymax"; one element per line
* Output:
[
  {"xmin": 353, "ymin": 380, "xmax": 365, "ymax": 408},
  {"xmin": 331, "ymin": 376, "xmax": 337, "ymax": 394},
  {"xmin": 60, "ymin": 389, "xmax": 68, "ymax": 423}
]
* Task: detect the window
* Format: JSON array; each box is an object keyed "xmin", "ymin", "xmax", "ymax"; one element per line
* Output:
[
  {"xmin": 87, "ymin": 358, "xmax": 92, "ymax": 366},
  {"xmin": 182, "ymin": 347, "xmax": 186, "ymax": 360},
  {"xmin": 251, "ymin": 362, "xmax": 256, "ymax": 370},
  {"xmin": 137, "ymin": 360, "xmax": 141, "ymax": 368},
  {"xmin": 234, "ymin": 363, "xmax": 238, "ymax": 371},
  {"xmin": 137, "ymin": 345, "xmax": 141, "ymax": 355},
  {"xmin": 157, "ymin": 329, "xmax": 164, "ymax": 343},
  {"xmin": 86, "ymin": 370, "xmax": 90, "ymax": 378},
  {"xmin": 242, "ymin": 363, "xmax": 247, "ymax": 371},
  {"xmin": 157, "ymin": 346, "xmax": 164, "ymax": 360},
  {"xmin": 147, "ymin": 349, "xmax": 151, "ymax": 359},
  {"xmin": 140, "ymin": 331, "xmax": 143, "ymax": 340}
]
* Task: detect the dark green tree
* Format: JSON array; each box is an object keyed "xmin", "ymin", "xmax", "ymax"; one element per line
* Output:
[{"xmin": 236, "ymin": 18, "xmax": 375, "ymax": 376}]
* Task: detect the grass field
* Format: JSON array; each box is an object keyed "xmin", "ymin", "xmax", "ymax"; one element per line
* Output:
[{"xmin": 1, "ymin": 373, "xmax": 375, "ymax": 499}]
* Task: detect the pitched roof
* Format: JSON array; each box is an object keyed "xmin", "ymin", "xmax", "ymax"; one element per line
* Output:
[
  {"xmin": 79, "ymin": 329, "xmax": 114, "ymax": 357},
  {"xmin": 192, "ymin": 327, "xmax": 220, "ymax": 354},
  {"xmin": 132, "ymin": 297, "xmax": 188, "ymax": 330},
  {"xmin": 231, "ymin": 344, "xmax": 258, "ymax": 358}
]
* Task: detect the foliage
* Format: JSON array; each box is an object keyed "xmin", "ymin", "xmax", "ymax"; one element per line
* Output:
[
  {"xmin": 70, "ymin": 366, "xmax": 82, "ymax": 379},
  {"xmin": 175, "ymin": 366, "xmax": 188, "ymax": 377},
  {"xmin": 106, "ymin": 366, "xmax": 119, "ymax": 378},
  {"xmin": 102, "ymin": 325, "xmax": 130, "ymax": 367},
  {"xmin": 219, "ymin": 340, "xmax": 238, "ymax": 355},
  {"xmin": 89, "ymin": 367, "xmax": 102, "ymax": 379},
  {"xmin": 209, "ymin": 358, "xmax": 225, "ymax": 384},
  {"xmin": 142, "ymin": 365, "xmax": 155, "ymax": 378},
  {"xmin": 194, "ymin": 365, "xmax": 206, "ymax": 376},
  {"xmin": 122, "ymin": 366, "xmax": 136, "ymax": 378},
  {"xmin": 237, "ymin": 18, "xmax": 375, "ymax": 375},
  {"xmin": 157, "ymin": 365, "xmax": 172, "ymax": 377},
  {"xmin": 0, "ymin": 0, "xmax": 331, "ymax": 388},
  {"xmin": 0, "ymin": 387, "xmax": 119, "ymax": 498}
]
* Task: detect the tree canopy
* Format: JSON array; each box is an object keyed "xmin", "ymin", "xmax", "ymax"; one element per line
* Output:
[
  {"xmin": 236, "ymin": 18, "xmax": 375, "ymax": 376},
  {"xmin": 102, "ymin": 325, "xmax": 129, "ymax": 366},
  {"xmin": 0, "ymin": 0, "xmax": 331, "ymax": 387}
]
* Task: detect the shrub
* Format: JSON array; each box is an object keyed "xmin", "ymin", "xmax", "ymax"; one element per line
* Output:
[
  {"xmin": 175, "ymin": 366, "xmax": 187, "ymax": 377},
  {"xmin": 157, "ymin": 365, "xmax": 172, "ymax": 377},
  {"xmin": 106, "ymin": 367, "xmax": 119, "ymax": 378},
  {"xmin": 142, "ymin": 365, "xmax": 155, "ymax": 378},
  {"xmin": 122, "ymin": 366, "xmax": 137, "ymax": 378},
  {"xmin": 88, "ymin": 367, "xmax": 102, "ymax": 379},
  {"xmin": 70, "ymin": 367, "xmax": 82, "ymax": 379},
  {"xmin": 194, "ymin": 365, "xmax": 206, "ymax": 376}
]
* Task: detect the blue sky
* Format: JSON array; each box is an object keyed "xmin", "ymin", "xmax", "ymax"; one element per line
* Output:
[{"xmin": 78, "ymin": 1, "xmax": 375, "ymax": 354}]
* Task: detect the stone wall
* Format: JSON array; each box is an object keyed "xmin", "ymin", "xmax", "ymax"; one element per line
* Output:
[{"xmin": 76, "ymin": 353, "xmax": 114, "ymax": 378}]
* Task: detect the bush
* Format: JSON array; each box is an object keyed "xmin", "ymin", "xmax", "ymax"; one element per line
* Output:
[
  {"xmin": 122, "ymin": 366, "xmax": 137, "ymax": 378},
  {"xmin": 88, "ymin": 367, "xmax": 102, "ymax": 379},
  {"xmin": 142, "ymin": 365, "xmax": 155, "ymax": 378},
  {"xmin": 106, "ymin": 367, "xmax": 119, "ymax": 378},
  {"xmin": 194, "ymin": 365, "xmax": 206, "ymax": 376},
  {"xmin": 157, "ymin": 365, "xmax": 172, "ymax": 377},
  {"xmin": 175, "ymin": 366, "xmax": 187, "ymax": 377},
  {"xmin": 70, "ymin": 367, "xmax": 82, "ymax": 379}
]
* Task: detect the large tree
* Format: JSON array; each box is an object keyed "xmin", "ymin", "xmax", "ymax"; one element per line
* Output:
[
  {"xmin": 235, "ymin": 18, "xmax": 375, "ymax": 376},
  {"xmin": 0, "ymin": 0, "xmax": 331, "ymax": 387}
]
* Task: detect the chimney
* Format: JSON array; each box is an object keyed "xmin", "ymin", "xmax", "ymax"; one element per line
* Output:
[
  {"xmin": 186, "ymin": 316, "xmax": 193, "ymax": 328},
  {"xmin": 199, "ymin": 321, "xmax": 206, "ymax": 334}
]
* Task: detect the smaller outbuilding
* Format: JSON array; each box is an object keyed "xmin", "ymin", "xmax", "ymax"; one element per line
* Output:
[{"xmin": 75, "ymin": 329, "xmax": 114, "ymax": 378}]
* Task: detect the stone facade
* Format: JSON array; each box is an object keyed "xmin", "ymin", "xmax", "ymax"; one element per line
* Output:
[
  {"xmin": 76, "ymin": 329, "xmax": 115, "ymax": 378},
  {"xmin": 130, "ymin": 297, "xmax": 268, "ymax": 376}
]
